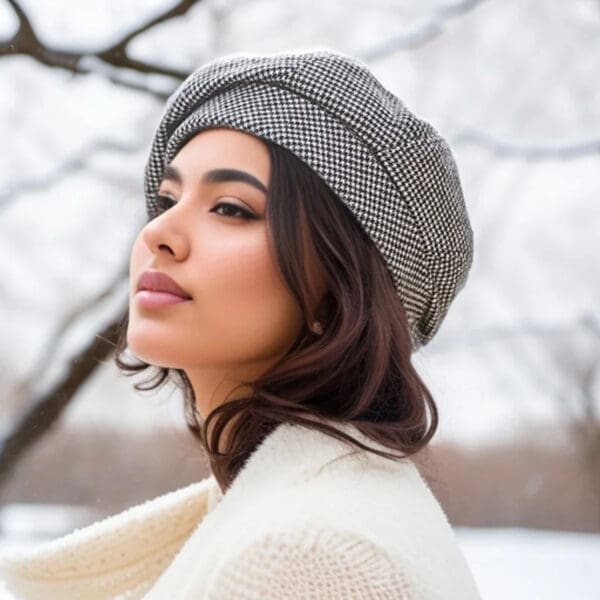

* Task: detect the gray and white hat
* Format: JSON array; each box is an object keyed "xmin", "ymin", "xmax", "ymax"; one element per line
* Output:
[{"xmin": 143, "ymin": 48, "xmax": 473, "ymax": 352}]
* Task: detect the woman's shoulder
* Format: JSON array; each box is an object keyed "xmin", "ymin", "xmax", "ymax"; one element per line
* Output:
[
  {"xmin": 216, "ymin": 429, "xmax": 481, "ymax": 599},
  {"xmin": 263, "ymin": 446, "xmax": 451, "ymax": 549},
  {"xmin": 205, "ymin": 519, "xmax": 415, "ymax": 599},
  {"xmin": 208, "ymin": 459, "xmax": 482, "ymax": 600},
  {"xmin": 151, "ymin": 422, "xmax": 482, "ymax": 599},
  {"xmin": 221, "ymin": 419, "xmax": 456, "ymax": 546},
  {"xmin": 262, "ymin": 422, "xmax": 449, "ymax": 533}
]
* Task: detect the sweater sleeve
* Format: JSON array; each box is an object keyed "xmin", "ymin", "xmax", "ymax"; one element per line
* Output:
[{"xmin": 204, "ymin": 525, "xmax": 410, "ymax": 600}]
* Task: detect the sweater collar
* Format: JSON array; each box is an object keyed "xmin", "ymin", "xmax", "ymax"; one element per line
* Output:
[
  {"xmin": 0, "ymin": 475, "xmax": 218, "ymax": 598},
  {"xmin": 217, "ymin": 418, "xmax": 382, "ymax": 500}
]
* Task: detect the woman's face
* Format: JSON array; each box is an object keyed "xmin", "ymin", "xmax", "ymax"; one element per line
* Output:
[{"xmin": 127, "ymin": 127, "xmax": 308, "ymax": 417}]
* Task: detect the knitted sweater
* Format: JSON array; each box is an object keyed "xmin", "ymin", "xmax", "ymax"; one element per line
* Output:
[{"xmin": 0, "ymin": 420, "xmax": 482, "ymax": 599}]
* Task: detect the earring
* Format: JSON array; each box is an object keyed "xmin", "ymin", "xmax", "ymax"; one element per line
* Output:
[{"xmin": 312, "ymin": 320, "xmax": 324, "ymax": 335}]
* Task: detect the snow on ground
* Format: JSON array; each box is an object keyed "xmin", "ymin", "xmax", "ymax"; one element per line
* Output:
[{"xmin": 455, "ymin": 527, "xmax": 600, "ymax": 600}]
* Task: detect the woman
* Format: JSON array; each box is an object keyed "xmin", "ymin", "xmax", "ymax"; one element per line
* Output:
[{"xmin": 0, "ymin": 49, "xmax": 481, "ymax": 599}]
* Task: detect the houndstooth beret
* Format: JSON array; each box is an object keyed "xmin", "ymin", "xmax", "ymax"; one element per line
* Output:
[{"xmin": 143, "ymin": 48, "xmax": 473, "ymax": 352}]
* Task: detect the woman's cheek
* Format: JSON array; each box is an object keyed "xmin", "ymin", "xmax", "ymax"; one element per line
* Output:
[
  {"xmin": 201, "ymin": 237, "xmax": 301, "ymax": 356},
  {"xmin": 207, "ymin": 230, "xmax": 271, "ymax": 288}
]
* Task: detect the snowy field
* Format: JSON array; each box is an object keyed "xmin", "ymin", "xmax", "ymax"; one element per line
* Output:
[
  {"xmin": 0, "ymin": 526, "xmax": 598, "ymax": 599},
  {"xmin": 456, "ymin": 527, "xmax": 600, "ymax": 600}
]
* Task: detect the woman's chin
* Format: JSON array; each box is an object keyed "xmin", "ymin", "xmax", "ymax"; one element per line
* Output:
[{"xmin": 126, "ymin": 335, "xmax": 179, "ymax": 368}]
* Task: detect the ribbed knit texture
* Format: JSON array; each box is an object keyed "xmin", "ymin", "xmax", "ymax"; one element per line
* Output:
[
  {"xmin": 205, "ymin": 525, "xmax": 411, "ymax": 599},
  {"xmin": 0, "ymin": 476, "xmax": 219, "ymax": 599}
]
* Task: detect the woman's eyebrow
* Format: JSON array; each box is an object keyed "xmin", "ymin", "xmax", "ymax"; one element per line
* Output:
[{"xmin": 162, "ymin": 164, "xmax": 268, "ymax": 195}]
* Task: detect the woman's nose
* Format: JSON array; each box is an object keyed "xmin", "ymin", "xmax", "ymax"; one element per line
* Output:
[{"xmin": 141, "ymin": 209, "xmax": 190, "ymax": 261}]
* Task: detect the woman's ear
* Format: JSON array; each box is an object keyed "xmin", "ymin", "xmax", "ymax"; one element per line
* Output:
[{"xmin": 311, "ymin": 291, "xmax": 334, "ymax": 334}]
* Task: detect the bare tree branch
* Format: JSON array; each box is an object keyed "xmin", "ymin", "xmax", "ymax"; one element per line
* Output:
[
  {"xmin": 452, "ymin": 129, "xmax": 600, "ymax": 159},
  {"xmin": 0, "ymin": 301, "xmax": 128, "ymax": 490},
  {"xmin": 0, "ymin": 0, "xmax": 206, "ymax": 487},
  {"xmin": 358, "ymin": 0, "xmax": 488, "ymax": 61},
  {"xmin": 0, "ymin": 137, "xmax": 147, "ymax": 208},
  {"xmin": 97, "ymin": 0, "xmax": 200, "ymax": 74},
  {"xmin": 430, "ymin": 312, "xmax": 600, "ymax": 352},
  {"xmin": 21, "ymin": 267, "xmax": 129, "ymax": 399},
  {"xmin": 0, "ymin": 0, "xmax": 202, "ymax": 95}
]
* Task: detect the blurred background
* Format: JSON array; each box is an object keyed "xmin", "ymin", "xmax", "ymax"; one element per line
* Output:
[{"xmin": 0, "ymin": 0, "xmax": 599, "ymax": 598}]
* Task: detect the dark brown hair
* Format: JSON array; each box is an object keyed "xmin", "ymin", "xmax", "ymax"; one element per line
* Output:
[{"xmin": 114, "ymin": 135, "xmax": 438, "ymax": 494}]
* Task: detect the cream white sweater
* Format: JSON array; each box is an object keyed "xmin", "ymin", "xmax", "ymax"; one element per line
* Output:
[{"xmin": 0, "ymin": 420, "xmax": 482, "ymax": 599}]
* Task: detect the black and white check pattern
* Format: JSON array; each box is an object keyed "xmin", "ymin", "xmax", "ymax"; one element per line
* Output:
[{"xmin": 143, "ymin": 49, "xmax": 473, "ymax": 352}]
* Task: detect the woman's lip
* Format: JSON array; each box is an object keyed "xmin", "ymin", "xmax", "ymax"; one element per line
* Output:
[
  {"xmin": 135, "ymin": 290, "xmax": 193, "ymax": 308},
  {"xmin": 137, "ymin": 269, "xmax": 192, "ymax": 299}
]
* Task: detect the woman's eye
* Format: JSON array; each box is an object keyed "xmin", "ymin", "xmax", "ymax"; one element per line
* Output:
[
  {"xmin": 210, "ymin": 201, "xmax": 257, "ymax": 221},
  {"xmin": 154, "ymin": 195, "xmax": 256, "ymax": 221},
  {"xmin": 156, "ymin": 194, "xmax": 176, "ymax": 211}
]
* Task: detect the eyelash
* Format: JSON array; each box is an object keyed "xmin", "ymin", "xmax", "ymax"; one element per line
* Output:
[{"xmin": 155, "ymin": 194, "xmax": 257, "ymax": 221}]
